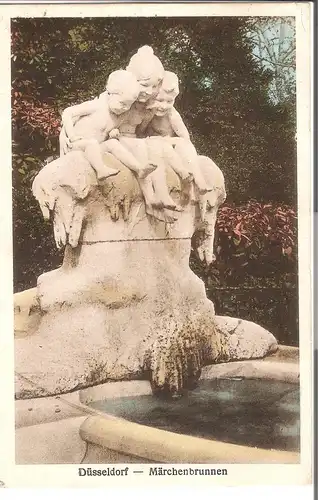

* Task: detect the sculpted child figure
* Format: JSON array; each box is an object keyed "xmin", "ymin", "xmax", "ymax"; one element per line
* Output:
[
  {"xmin": 145, "ymin": 71, "xmax": 211, "ymax": 196},
  {"xmin": 60, "ymin": 70, "xmax": 157, "ymax": 182},
  {"xmin": 107, "ymin": 46, "xmax": 182, "ymax": 214},
  {"xmin": 61, "ymin": 47, "xmax": 179, "ymax": 215}
]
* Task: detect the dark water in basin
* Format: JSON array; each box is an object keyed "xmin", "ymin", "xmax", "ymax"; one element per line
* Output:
[{"xmin": 91, "ymin": 379, "xmax": 300, "ymax": 452}]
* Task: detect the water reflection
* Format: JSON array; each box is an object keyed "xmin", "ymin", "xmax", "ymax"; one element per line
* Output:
[{"xmin": 91, "ymin": 378, "xmax": 300, "ymax": 452}]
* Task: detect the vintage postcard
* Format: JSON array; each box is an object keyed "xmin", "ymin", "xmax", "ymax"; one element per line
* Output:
[{"xmin": 0, "ymin": 1, "xmax": 313, "ymax": 490}]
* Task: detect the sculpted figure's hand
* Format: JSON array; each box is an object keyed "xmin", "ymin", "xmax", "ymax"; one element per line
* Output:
[
  {"xmin": 59, "ymin": 127, "xmax": 72, "ymax": 156},
  {"xmin": 59, "ymin": 70, "xmax": 142, "ymax": 182},
  {"xmin": 145, "ymin": 72, "xmax": 211, "ymax": 195},
  {"xmin": 68, "ymin": 135, "xmax": 84, "ymax": 144},
  {"xmin": 64, "ymin": 135, "xmax": 72, "ymax": 150},
  {"xmin": 195, "ymin": 229, "xmax": 217, "ymax": 266},
  {"xmin": 32, "ymin": 163, "xmax": 59, "ymax": 220},
  {"xmin": 194, "ymin": 197, "xmax": 217, "ymax": 266},
  {"xmin": 32, "ymin": 151, "xmax": 98, "ymax": 249},
  {"xmin": 63, "ymin": 135, "xmax": 85, "ymax": 152},
  {"xmin": 108, "ymin": 128, "xmax": 120, "ymax": 139},
  {"xmin": 192, "ymin": 157, "xmax": 226, "ymax": 266}
]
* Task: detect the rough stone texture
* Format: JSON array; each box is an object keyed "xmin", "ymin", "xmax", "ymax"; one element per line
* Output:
[
  {"xmin": 201, "ymin": 357, "xmax": 299, "ymax": 384},
  {"xmin": 14, "ymin": 288, "xmax": 41, "ymax": 337},
  {"xmin": 214, "ymin": 316, "xmax": 278, "ymax": 361},
  {"xmin": 15, "ymin": 287, "xmax": 277, "ymax": 399},
  {"xmin": 16, "ymin": 152, "xmax": 233, "ymax": 398}
]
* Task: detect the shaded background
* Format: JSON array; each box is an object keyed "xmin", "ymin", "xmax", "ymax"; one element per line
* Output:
[{"xmin": 11, "ymin": 16, "xmax": 298, "ymax": 345}]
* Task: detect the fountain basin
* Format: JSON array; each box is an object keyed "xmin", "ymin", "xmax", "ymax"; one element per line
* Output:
[
  {"xmin": 15, "ymin": 346, "xmax": 299, "ymax": 464},
  {"xmin": 89, "ymin": 379, "xmax": 299, "ymax": 452}
]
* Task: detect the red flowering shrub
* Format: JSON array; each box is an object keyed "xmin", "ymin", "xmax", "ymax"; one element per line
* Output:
[
  {"xmin": 191, "ymin": 200, "xmax": 297, "ymax": 289},
  {"xmin": 216, "ymin": 201, "xmax": 297, "ymax": 259},
  {"xmin": 12, "ymin": 96, "xmax": 61, "ymax": 139}
]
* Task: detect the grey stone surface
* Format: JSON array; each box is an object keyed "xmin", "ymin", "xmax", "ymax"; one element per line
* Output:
[
  {"xmin": 16, "ymin": 417, "xmax": 87, "ymax": 465},
  {"xmin": 214, "ymin": 316, "xmax": 278, "ymax": 361}
]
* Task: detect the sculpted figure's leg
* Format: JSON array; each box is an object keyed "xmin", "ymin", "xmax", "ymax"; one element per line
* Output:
[
  {"xmin": 173, "ymin": 139, "xmax": 212, "ymax": 195},
  {"xmin": 196, "ymin": 202, "xmax": 217, "ymax": 265},
  {"xmin": 68, "ymin": 203, "xmax": 86, "ymax": 248},
  {"xmin": 147, "ymin": 139, "xmax": 182, "ymax": 211},
  {"xmin": 138, "ymin": 176, "xmax": 159, "ymax": 211},
  {"xmin": 194, "ymin": 156, "xmax": 226, "ymax": 265},
  {"xmin": 161, "ymin": 141, "xmax": 193, "ymax": 182},
  {"xmin": 102, "ymin": 138, "xmax": 157, "ymax": 179},
  {"xmin": 73, "ymin": 138, "xmax": 119, "ymax": 181},
  {"xmin": 110, "ymin": 137, "xmax": 157, "ymax": 210},
  {"xmin": 59, "ymin": 128, "xmax": 68, "ymax": 156},
  {"xmin": 150, "ymin": 167, "xmax": 182, "ymax": 211},
  {"xmin": 114, "ymin": 137, "xmax": 177, "ymax": 213},
  {"xmin": 198, "ymin": 193, "xmax": 208, "ymax": 222}
]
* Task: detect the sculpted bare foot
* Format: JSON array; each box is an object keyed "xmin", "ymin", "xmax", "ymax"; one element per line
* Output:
[
  {"xmin": 179, "ymin": 171, "xmax": 194, "ymax": 182},
  {"xmin": 154, "ymin": 202, "xmax": 183, "ymax": 212},
  {"xmin": 137, "ymin": 163, "xmax": 158, "ymax": 179},
  {"xmin": 161, "ymin": 208, "xmax": 179, "ymax": 223},
  {"xmin": 145, "ymin": 203, "xmax": 157, "ymax": 218},
  {"xmin": 196, "ymin": 183, "xmax": 213, "ymax": 195},
  {"xmin": 152, "ymin": 197, "xmax": 183, "ymax": 212},
  {"xmin": 181, "ymin": 181, "xmax": 196, "ymax": 203},
  {"xmin": 170, "ymin": 203, "xmax": 183, "ymax": 212},
  {"xmin": 97, "ymin": 167, "xmax": 120, "ymax": 182},
  {"xmin": 197, "ymin": 241, "xmax": 216, "ymax": 266},
  {"xmin": 193, "ymin": 175, "xmax": 213, "ymax": 195},
  {"xmin": 146, "ymin": 205, "xmax": 178, "ymax": 223}
]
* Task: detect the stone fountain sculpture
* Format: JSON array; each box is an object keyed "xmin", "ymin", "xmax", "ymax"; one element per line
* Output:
[{"xmin": 15, "ymin": 46, "xmax": 278, "ymax": 400}]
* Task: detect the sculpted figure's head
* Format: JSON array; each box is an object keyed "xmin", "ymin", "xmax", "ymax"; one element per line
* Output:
[
  {"xmin": 106, "ymin": 70, "xmax": 140, "ymax": 115},
  {"xmin": 148, "ymin": 71, "xmax": 179, "ymax": 116},
  {"xmin": 126, "ymin": 46, "xmax": 165, "ymax": 103}
]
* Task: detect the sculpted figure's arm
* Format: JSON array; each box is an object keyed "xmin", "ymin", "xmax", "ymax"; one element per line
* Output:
[
  {"xmin": 162, "ymin": 108, "xmax": 211, "ymax": 195},
  {"xmin": 168, "ymin": 108, "xmax": 191, "ymax": 141},
  {"xmin": 59, "ymin": 127, "xmax": 70, "ymax": 156},
  {"xmin": 60, "ymin": 96, "xmax": 120, "ymax": 181},
  {"xmin": 61, "ymin": 99, "xmax": 99, "ymax": 142},
  {"xmin": 136, "ymin": 113, "xmax": 155, "ymax": 138}
]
